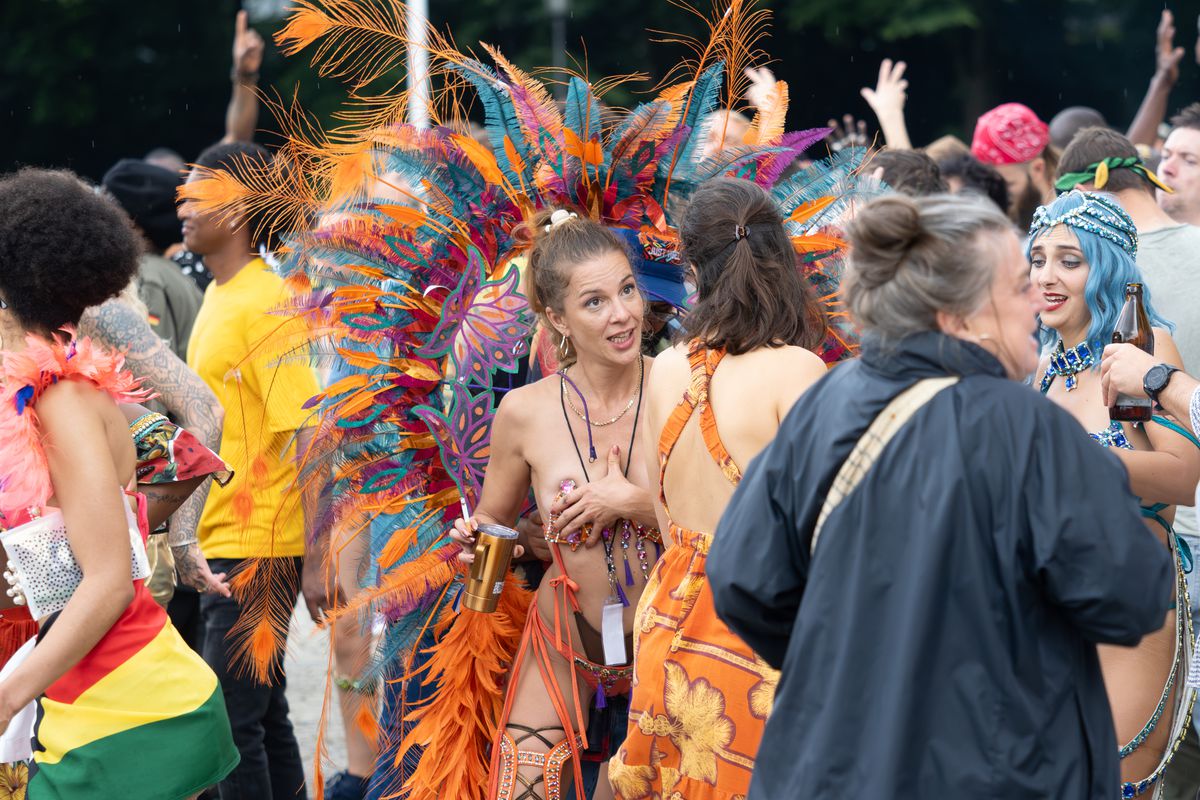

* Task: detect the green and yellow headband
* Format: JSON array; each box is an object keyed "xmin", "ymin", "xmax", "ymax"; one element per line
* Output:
[{"xmin": 1055, "ymin": 156, "xmax": 1173, "ymax": 193}]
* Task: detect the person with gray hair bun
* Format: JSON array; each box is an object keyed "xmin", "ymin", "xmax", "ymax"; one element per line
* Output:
[{"xmin": 709, "ymin": 192, "xmax": 1173, "ymax": 798}]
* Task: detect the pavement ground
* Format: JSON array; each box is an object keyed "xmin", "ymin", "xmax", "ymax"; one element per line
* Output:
[{"xmin": 286, "ymin": 604, "xmax": 348, "ymax": 784}]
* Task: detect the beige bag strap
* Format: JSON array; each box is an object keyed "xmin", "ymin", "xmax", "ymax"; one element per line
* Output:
[{"xmin": 810, "ymin": 376, "xmax": 960, "ymax": 557}]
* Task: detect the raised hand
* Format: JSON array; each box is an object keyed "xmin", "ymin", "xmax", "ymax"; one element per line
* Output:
[
  {"xmin": 1129, "ymin": 9, "xmax": 1188, "ymax": 147},
  {"xmin": 1195, "ymin": 11, "xmax": 1200, "ymax": 66},
  {"xmin": 1100, "ymin": 343, "xmax": 1157, "ymax": 408},
  {"xmin": 860, "ymin": 58, "xmax": 913, "ymax": 150},
  {"xmin": 449, "ymin": 516, "xmax": 525, "ymax": 563},
  {"xmin": 861, "ymin": 59, "xmax": 908, "ymax": 121},
  {"xmin": 1156, "ymin": 9, "xmax": 1185, "ymax": 83},
  {"xmin": 826, "ymin": 113, "xmax": 870, "ymax": 152},
  {"xmin": 232, "ymin": 9, "xmax": 264, "ymax": 79},
  {"xmin": 744, "ymin": 66, "xmax": 778, "ymax": 112}
]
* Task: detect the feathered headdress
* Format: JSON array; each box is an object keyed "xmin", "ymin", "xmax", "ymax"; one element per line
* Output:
[{"xmin": 179, "ymin": 1, "xmax": 873, "ymax": 796}]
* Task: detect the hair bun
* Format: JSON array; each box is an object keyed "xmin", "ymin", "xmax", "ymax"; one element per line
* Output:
[{"xmin": 847, "ymin": 195, "xmax": 926, "ymax": 289}]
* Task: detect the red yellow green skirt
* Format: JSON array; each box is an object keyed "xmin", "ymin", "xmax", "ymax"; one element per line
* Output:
[
  {"xmin": 28, "ymin": 582, "xmax": 239, "ymax": 799},
  {"xmin": 609, "ymin": 526, "xmax": 778, "ymax": 800}
]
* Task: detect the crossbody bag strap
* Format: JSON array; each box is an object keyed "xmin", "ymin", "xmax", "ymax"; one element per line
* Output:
[{"xmin": 810, "ymin": 376, "xmax": 960, "ymax": 557}]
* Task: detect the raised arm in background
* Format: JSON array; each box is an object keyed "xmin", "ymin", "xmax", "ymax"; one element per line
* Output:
[
  {"xmin": 1127, "ymin": 9, "xmax": 1187, "ymax": 147},
  {"xmin": 221, "ymin": 10, "xmax": 263, "ymax": 144},
  {"xmin": 861, "ymin": 58, "xmax": 913, "ymax": 150},
  {"xmin": 79, "ymin": 297, "xmax": 230, "ymax": 596}
]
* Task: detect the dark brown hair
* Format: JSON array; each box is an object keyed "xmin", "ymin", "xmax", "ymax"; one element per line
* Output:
[
  {"xmin": 1040, "ymin": 143, "xmax": 1061, "ymax": 182},
  {"xmin": 678, "ymin": 177, "xmax": 826, "ymax": 354},
  {"xmin": 872, "ymin": 150, "xmax": 948, "ymax": 196},
  {"xmin": 194, "ymin": 141, "xmax": 277, "ymax": 249},
  {"xmin": 937, "ymin": 153, "xmax": 1010, "ymax": 211},
  {"xmin": 1058, "ymin": 126, "xmax": 1150, "ymax": 194},
  {"xmin": 1171, "ymin": 103, "xmax": 1200, "ymax": 132},
  {"xmin": 520, "ymin": 208, "xmax": 629, "ymax": 366}
]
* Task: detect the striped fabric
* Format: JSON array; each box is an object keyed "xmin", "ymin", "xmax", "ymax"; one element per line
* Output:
[{"xmin": 28, "ymin": 515, "xmax": 239, "ymax": 798}]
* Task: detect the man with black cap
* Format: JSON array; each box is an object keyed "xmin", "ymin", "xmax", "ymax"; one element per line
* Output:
[{"xmin": 102, "ymin": 158, "xmax": 204, "ymax": 360}]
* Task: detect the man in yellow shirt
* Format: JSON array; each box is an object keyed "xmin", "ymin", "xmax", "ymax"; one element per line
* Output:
[{"xmin": 181, "ymin": 142, "xmax": 334, "ymax": 800}]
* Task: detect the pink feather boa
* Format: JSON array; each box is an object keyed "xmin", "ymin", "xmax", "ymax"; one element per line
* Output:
[{"xmin": 0, "ymin": 330, "xmax": 151, "ymax": 523}]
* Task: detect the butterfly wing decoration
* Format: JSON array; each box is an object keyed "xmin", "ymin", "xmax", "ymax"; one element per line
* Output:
[
  {"xmin": 412, "ymin": 382, "xmax": 494, "ymax": 506},
  {"xmin": 415, "ymin": 246, "xmax": 532, "ymax": 387}
]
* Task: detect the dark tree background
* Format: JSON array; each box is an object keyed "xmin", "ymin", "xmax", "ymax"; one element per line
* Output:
[{"xmin": 3, "ymin": 0, "xmax": 1200, "ymax": 181}]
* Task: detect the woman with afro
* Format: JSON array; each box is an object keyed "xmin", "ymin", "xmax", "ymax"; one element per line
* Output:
[{"xmin": 0, "ymin": 168, "xmax": 239, "ymax": 799}]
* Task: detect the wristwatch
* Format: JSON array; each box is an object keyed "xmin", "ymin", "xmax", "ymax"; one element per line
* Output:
[{"xmin": 1143, "ymin": 363, "xmax": 1180, "ymax": 408}]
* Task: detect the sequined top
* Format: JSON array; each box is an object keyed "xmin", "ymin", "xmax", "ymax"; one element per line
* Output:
[
  {"xmin": 1090, "ymin": 420, "xmax": 1134, "ymax": 450},
  {"xmin": 543, "ymin": 478, "xmax": 660, "ymax": 551},
  {"xmin": 1190, "ymin": 387, "xmax": 1200, "ymax": 444},
  {"xmin": 1040, "ymin": 366, "xmax": 1135, "ymax": 450}
]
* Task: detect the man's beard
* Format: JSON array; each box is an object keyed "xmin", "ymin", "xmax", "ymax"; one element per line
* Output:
[
  {"xmin": 1158, "ymin": 187, "xmax": 1186, "ymax": 218},
  {"xmin": 1011, "ymin": 177, "xmax": 1044, "ymax": 231}
]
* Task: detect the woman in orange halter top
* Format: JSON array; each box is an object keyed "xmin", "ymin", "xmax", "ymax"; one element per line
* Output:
[{"xmin": 609, "ymin": 178, "xmax": 830, "ymax": 799}]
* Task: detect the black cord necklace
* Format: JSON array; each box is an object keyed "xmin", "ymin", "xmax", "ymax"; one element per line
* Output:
[
  {"xmin": 558, "ymin": 357, "xmax": 645, "ymax": 608},
  {"xmin": 558, "ymin": 356, "xmax": 644, "ymax": 479}
]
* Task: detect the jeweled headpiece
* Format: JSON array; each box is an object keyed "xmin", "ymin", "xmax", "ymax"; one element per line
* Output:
[{"xmin": 1029, "ymin": 189, "xmax": 1138, "ymax": 259}]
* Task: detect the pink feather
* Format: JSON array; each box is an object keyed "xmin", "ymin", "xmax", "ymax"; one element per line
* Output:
[{"xmin": 0, "ymin": 330, "xmax": 152, "ymax": 522}]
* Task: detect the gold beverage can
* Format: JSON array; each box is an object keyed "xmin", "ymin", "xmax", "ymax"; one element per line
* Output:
[{"xmin": 462, "ymin": 523, "xmax": 519, "ymax": 613}]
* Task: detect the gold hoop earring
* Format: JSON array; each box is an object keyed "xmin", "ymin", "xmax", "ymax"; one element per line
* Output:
[{"xmin": 557, "ymin": 332, "xmax": 570, "ymax": 360}]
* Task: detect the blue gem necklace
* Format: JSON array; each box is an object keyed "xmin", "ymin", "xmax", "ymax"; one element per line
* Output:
[{"xmin": 1039, "ymin": 340, "xmax": 1094, "ymax": 393}]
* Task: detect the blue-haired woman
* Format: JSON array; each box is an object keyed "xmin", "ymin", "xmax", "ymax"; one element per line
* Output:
[{"xmin": 1030, "ymin": 189, "xmax": 1200, "ymax": 797}]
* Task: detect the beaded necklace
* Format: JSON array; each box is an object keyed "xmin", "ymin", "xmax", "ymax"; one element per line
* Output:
[
  {"xmin": 1038, "ymin": 340, "xmax": 1094, "ymax": 393},
  {"xmin": 555, "ymin": 361, "xmax": 653, "ymax": 605}
]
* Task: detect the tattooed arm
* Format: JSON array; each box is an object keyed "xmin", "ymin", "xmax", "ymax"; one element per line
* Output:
[
  {"xmin": 80, "ymin": 298, "xmax": 231, "ymax": 596},
  {"xmin": 82, "ymin": 298, "xmax": 223, "ymax": 450},
  {"xmin": 169, "ymin": 485, "xmax": 230, "ymax": 597}
]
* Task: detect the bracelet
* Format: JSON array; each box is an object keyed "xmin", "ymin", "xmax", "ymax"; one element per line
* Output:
[
  {"xmin": 231, "ymin": 69, "xmax": 260, "ymax": 84},
  {"xmin": 168, "ymin": 537, "xmax": 200, "ymax": 549},
  {"xmin": 334, "ymin": 673, "xmax": 380, "ymax": 696}
]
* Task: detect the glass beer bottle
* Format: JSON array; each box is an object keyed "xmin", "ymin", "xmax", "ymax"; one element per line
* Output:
[{"xmin": 1110, "ymin": 282, "xmax": 1154, "ymax": 422}]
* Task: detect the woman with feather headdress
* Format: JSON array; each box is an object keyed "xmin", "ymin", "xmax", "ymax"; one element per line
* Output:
[{"xmin": 447, "ymin": 208, "xmax": 664, "ymax": 799}]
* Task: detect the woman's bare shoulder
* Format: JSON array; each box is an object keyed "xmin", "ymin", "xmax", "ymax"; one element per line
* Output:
[
  {"xmin": 38, "ymin": 374, "xmax": 107, "ymax": 415},
  {"xmin": 732, "ymin": 345, "xmax": 827, "ymax": 381},
  {"xmin": 651, "ymin": 344, "xmax": 689, "ymax": 375},
  {"xmin": 38, "ymin": 378, "xmax": 134, "ymax": 472},
  {"xmin": 1153, "ymin": 327, "xmax": 1185, "ymax": 368},
  {"xmin": 770, "ymin": 344, "xmax": 827, "ymax": 370},
  {"xmin": 646, "ymin": 346, "xmax": 691, "ymax": 396},
  {"xmin": 495, "ymin": 370, "xmax": 568, "ymax": 425}
]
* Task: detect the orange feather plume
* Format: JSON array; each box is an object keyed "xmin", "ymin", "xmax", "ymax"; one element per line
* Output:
[
  {"xmin": 398, "ymin": 575, "xmax": 533, "ymax": 800},
  {"xmin": 449, "ymin": 133, "xmax": 511, "ymax": 189},
  {"xmin": 743, "ymin": 79, "xmax": 788, "ymax": 145}
]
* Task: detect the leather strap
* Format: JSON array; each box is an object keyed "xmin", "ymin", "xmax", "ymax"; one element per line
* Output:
[{"xmin": 810, "ymin": 376, "xmax": 960, "ymax": 557}]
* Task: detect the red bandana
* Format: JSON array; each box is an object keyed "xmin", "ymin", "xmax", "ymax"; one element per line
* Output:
[{"xmin": 971, "ymin": 103, "xmax": 1050, "ymax": 166}]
